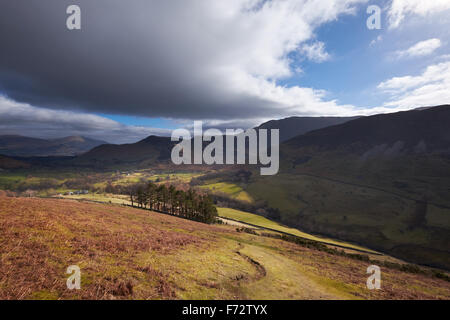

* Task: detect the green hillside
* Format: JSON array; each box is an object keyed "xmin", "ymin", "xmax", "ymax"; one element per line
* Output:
[
  {"xmin": 218, "ymin": 207, "xmax": 378, "ymax": 253},
  {"xmin": 244, "ymin": 106, "xmax": 450, "ymax": 270}
]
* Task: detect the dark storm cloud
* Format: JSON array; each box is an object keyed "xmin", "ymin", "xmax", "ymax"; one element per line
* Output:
[
  {"xmin": 0, "ymin": 0, "xmax": 281, "ymax": 120},
  {"xmin": 0, "ymin": 0, "xmax": 366, "ymax": 124}
]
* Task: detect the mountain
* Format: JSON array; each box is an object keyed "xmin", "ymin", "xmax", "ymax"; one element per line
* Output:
[
  {"xmin": 75, "ymin": 135, "xmax": 176, "ymax": 167},
  {"xmin": 74, "ymin": 116, "xmax": 360, "ymax": 165},
  {"xmin": 245, "ymin": 105, "xmax": 450, "ymax": 269},
  {"xmin": 256, "ymin": 116, "xmax": 359, "ymax": 142},
  {"xmin": 0, "ymin": 135, "xmax": 107, "ymax": 157},
  {"xmin": 283, "ymin": 105, "xmax": 450, "ymax": 152}
]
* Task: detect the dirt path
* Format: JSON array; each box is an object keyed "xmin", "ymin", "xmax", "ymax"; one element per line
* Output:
[
  {"xmin": 234, "ymin": 243, "xmax": 266, "ymax": 282},
  {"xmin": 232, "ymin": 243, "xmax": 349, "ymax": 300}
]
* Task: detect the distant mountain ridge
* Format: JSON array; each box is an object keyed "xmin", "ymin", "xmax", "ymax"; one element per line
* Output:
[
  {"xmin": 75, "ymin": 113, "xmax": 421, "ymax": 166},
  {"xmin": 75, "ymin": 135, "xmax": 175, "ymax": 167},
  {"xmin": 284, "ymin": 105, "xmax": 450, "ymax": 153},
  {"xmin": 0, "ymin": 135, "xmax": 107, "ymax": 157},
  {"xmin": 257, "ymin": 116, "xmax": 360, "ymax": 142},
  {"xmin": 53, "ymin": 116, "xmax": 360, "ymax": 164}
]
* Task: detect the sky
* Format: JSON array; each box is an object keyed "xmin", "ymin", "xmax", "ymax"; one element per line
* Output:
[{"xmin": 0, "ymin": 0, "xmax": 449, "ymax": 143}]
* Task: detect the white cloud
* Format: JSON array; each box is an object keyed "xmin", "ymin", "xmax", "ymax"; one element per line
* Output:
[
  {"xmin": 388, "ymin": 0, "xmax": 450, "ymax": 29},
  {"xmin": 0, "ymin": 96, "xmax": 170, "ymax": 143},
  {"xmin": 370, "ymin": 35, "xmax": 383, "ymax": 47},
  {"xmin": 395, "ymin": 38, "xmax": 442, "ymax": 58},
  {"xmin": 437, "ymin": 54, "xmax": 450, "ymax": 61},
  {"xmin": 299, "ymin": 41, "xmax": 331, "ymax": 62},
  {"xmin": 171, "ymin": 0, "xmax": 368, "ymax": 118},
  {"xmin": 378, "ymin": 60, "xmax": 450, "ymax": 108}
]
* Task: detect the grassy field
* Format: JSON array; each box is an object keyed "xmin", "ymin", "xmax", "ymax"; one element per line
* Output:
[
  {"xmin": 217, "ymin": 208, "xmax": 379, "ymax": 254},
  {"xmin": 0, "ymin": 194, "xmax": 449, "ymax": 300},
  {"xmin": 199, "ymin": 181, "xmax": 253, "ymax": 202},
  {"xmin": 60, "ymin": 193, "xmax": 131, "ymax": 205},
  {"xmin": 112, "ymin": 172, "xmax": 201, "ymax": 186}
]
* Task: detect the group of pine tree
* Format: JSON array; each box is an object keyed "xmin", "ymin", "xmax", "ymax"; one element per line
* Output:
[{"xmin": 128, "ymin": 182, "xmax": 218, "ymax": 224}]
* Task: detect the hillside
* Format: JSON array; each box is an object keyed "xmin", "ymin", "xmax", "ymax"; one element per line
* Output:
[
  {"xmin": 0, "ymin": 155, "xmax": 30, "ymax": 170},
  {"xmin": 245, "ymin": 105, "xmax": 450, "ymax": 270},
  {"xmin": 0, "ymin": 135, "xmax": 107, "ymax": 157},
  {"xmin": 75, "ymin": 135, "xmax": 175, "ymax": 167},
  {"xmin": 284, "ymin": 105, "xmax": 450, "ymax": 152},
  {"xmin": 217, "ymin": 207, "xmax": 379, "ymax": 253},
  {"xmin": 257, "ymin": 116, "xmax": 359, "ymax": 142},
  {"xmin": 0, "ymin": 194, "xmax": 449, "ymax": 300}
]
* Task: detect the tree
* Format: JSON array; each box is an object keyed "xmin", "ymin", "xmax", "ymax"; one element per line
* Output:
[
  {"xmin": 146, "ymin": 182, "xmax": 157, "ymax": 210},
  {"xmin": 136, "ymin": 185, "xmax": 146, "ymax": 208},
  {"xmin": 168, "ymin": 185, "xmax": 176, "ymax": 214},
  {"xmin": 128, "ymin": 181, "xmax": 218, "ymax": 224}
]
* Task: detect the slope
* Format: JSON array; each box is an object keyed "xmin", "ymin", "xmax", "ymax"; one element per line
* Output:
[
  {"xmin": 246, "ymin": 105, "xmax": 450, "ymax": 269},
  {"xmin": 0, "ymin": 195, "xmax": 448, "ymax": 299},
  {"xmin": 257, "ymin": 116, "xmax": 359, "ymax": 142}
]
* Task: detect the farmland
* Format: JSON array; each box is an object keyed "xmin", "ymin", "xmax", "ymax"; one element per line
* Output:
[
  {"xmin": 199, "ymin": 182, "xmax": 253, "ymax": 202},
  {"xmin": 0, "ymin": 169, "xmax": 202, "ymax": 196}
]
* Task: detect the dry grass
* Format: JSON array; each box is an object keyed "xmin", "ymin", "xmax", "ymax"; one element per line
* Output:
[
  {"xmin": 268, "ymin": 238, "xmax": 450, "ymax": 300},
  {"xmin": 0, "ymin": 195, "xmax": 220, "ymax": 299},
  {"xmin": 0, "ymin": 194, "xmax": 449, "ymax": 300}
]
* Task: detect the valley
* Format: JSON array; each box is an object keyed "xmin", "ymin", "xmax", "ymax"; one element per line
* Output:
[{"xmin": 1, "ymin": 105, "xmax": 449, "ymax": 299}]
